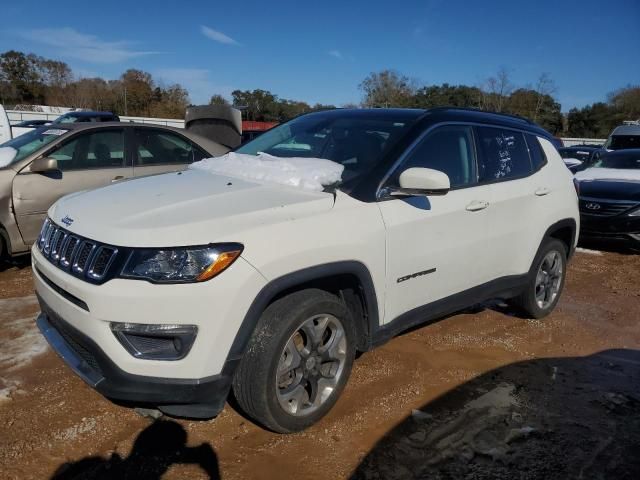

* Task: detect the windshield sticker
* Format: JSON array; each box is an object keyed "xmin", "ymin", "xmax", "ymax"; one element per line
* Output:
[{"xmin": 42, "ymin": 129, "xmax": 67, "ymax": 136}]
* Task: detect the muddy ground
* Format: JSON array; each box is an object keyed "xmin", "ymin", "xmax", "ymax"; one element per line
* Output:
[{"xmin": 0, "ymin": 245, "xmax": 639, "ymax": 479}]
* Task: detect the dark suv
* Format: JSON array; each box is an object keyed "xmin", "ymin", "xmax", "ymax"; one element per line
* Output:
[{"xmin": 53, "ymin": 111, "xmax": 120, "ymax": 124}]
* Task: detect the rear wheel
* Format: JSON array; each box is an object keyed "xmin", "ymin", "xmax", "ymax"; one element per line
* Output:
[
  {"xmin": 510, "ymin": 239, "xmax": 567, "ymax": 319},
  {"xmin": 232, "ymin": 289, "xmax": 356, "ymax": 433}
]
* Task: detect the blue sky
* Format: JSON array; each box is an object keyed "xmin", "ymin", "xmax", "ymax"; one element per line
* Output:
[{"xmin": 1, "ymin": 0, "xmax": 638, "ymax": 111}]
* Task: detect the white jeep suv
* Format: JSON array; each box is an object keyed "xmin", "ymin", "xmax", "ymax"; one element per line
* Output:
[{"xmin": 33, "ymin": 108, "xmax": 579, "ymax": 433}]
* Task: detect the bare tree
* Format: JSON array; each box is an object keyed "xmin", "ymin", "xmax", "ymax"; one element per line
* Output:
[
  {"xmin": 484, "ymin": 67, "xmax": 513, "ymax": 112},
  {"xmin": 533, "ymin": 73, "xmax": 556, "ymax": 122}
]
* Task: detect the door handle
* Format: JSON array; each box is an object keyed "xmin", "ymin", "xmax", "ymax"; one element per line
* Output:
[
  {"xmin": 535, "ymin": 187, "xmax": 551, "ymax": 196},
  {"xmin": 466, "ymin": 200, "xmax": 489, "ymax": 212},
  {"xmin": 111, "ymin": 176, "xmax": 125, "ymax": 183}
]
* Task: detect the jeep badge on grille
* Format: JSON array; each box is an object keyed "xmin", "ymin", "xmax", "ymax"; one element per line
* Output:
[{"xmin": 61, "ymin": 215, "xmax": 74, "ymax": 227}]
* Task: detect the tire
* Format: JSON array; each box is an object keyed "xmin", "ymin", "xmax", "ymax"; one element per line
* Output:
[
  {"xmin": 232, "ymin": 289, "xmax": 356, "ymax": 433},
  {"xmin": 510, "ymin": 239, "xmax": 567, "ymax": 319}
]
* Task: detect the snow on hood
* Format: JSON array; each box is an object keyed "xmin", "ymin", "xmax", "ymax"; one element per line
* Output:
[
  {"xmin": 575, "ymin": 167, "xmax": 640, "ymax": 183},
  {"xmin": 0, "ymin": 147, "xmax": 17, "ymax": 168},
  {"xmin": 189, "ymin": 152, "xmax": 344, "ymax": 192}
]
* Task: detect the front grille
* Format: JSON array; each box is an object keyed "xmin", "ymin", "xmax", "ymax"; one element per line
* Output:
[
  {"xmin": 579, "ymin": 197, "xmax": 639, "ymax": 217},
  {"xmin": 37, "ymin": 218, "xmax": 119, "ymax": 283},
  {"xmin": 89, "ymin": 247, "xmax": 118, "ymax": 279}
]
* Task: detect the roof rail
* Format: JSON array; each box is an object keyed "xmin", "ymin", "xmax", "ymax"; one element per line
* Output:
[{"xmin": 426, "ymin": 106, "xmax": 536, "ymax": 125}]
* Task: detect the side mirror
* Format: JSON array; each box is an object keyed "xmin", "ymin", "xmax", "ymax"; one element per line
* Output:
[
  {"xmin": 30, "ymin": 157, "xmax": 59, "ymax": 173},
  {"xmin": 381, "ymin": 167, "xmax": 450, "ymax": 198}
]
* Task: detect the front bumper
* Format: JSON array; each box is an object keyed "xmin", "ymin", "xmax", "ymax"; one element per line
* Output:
[
  {"xmin": 580, "ymin": 213, "xmax": 640, "ymax": 244},
  {"xmin": 31, "ymin": 242, "xmax": 266, "ymax": 418},
  {"xmin": 37, "ymin": 299, "xmax": 234, "ymax": 418}
]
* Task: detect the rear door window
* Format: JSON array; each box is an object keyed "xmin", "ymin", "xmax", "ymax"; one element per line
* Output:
[
  {"xmin": 476, "ymin": 127, "xmax": 532, "ymax": 182},
  {"xmin": 134, "ymin": 129, "xmax": 203, "ymax": 165}
]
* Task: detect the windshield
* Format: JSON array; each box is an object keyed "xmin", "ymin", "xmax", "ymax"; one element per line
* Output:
[
  {"xmin": 606, "ymin": 135, "xmax": 640, "ymax": 150},
  {"xmin": 235, "ymin": 112, "xmax": 415, "ymax": 184},
  {"xmin": 559, "ymin": 148, "xmax": 594, "ymax": 162},
  {"xmin": 593, "ymin": 152, "xmax": 640, "ymax": 169},
  {"xmin": 0, "ymin": 127, "xmax": 67, "ymax": 166}
]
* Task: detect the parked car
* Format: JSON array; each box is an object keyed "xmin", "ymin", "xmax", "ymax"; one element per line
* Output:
[
  {"xmin": 33, "ymin": 107, "xmax": 579, "ymax": 433},
  {"xmin": 53, "ymin": 111, "xmax": 120, "ymax": 124},
  {"xmin": 558, "ymin": 145, "xmax": 602, "ymax": 173},
  {"xmin": 8, "ymin": 119, "xmax": 54, "ymax": 139},
  {"xmin": 574, "ymin": 149, "xmax": 640, "ymax": 247},
  {"xmin": 0, "ymin": 104, "xmax": 50, "ymax": 143},
  {"xmin": 13, "ymin": 119, "xmax": 51, "ymax": 128},
  {"xmin": 551, "ymin": 137, "xmax": 564, "ymax": 149},
  {"xmin": 604, "ymin": 124, "xmax": 640, "ymax": 151},
  {"xmin": 0, "ymin": 123, "xmax": 228, "ymax": 259}
]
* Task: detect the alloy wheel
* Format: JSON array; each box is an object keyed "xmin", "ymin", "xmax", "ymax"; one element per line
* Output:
[
  {"xmin": 275, "ymin": 314, "xmax": 347, "ymax": 416},
  {"xmin": 535, "ymin": 250, "xmax": 563, "ymax": 310}
]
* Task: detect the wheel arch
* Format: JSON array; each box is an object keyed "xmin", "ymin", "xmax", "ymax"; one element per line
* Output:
[
  {"xmin": 225, "ymin": 261, "xmax": 380, "ymax": 368},
  {"xmin": 545, "ymin": 218, "xmax": 577, "ymax": 260},
  {"xmin": 0, "ymin": 223, "xmax": 10, "ymax": 258}
]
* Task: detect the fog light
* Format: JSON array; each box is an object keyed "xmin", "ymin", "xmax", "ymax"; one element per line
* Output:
[{"xmin": 111, "ymin": 323, "xmax": 197, "ymax": 360}]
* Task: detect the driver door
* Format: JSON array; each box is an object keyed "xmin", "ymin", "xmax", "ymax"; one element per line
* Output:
[
  {"xmin": 377, "ymin": 124, "xmax": 492, "ymax": 324},
  {"xmin": 12, "ymin": 128, "xmax": 132, "ymax": 244}
]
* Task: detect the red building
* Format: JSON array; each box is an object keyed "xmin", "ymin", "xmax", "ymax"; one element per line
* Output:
[{"xmin": 241, "ymin": 121, "xmax": 278, "ymax": 143}]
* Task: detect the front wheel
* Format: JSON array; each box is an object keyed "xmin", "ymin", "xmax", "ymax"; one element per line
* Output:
[
  {"xmin": 232, "ymin": 289, "xmax": 356, "ymax": 433},
  {"xmin": 510, "ymin": 239, "xmax": 567, "ymax": 319}
]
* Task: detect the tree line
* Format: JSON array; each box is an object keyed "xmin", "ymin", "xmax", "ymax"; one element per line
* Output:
[
  {"xmin": 1, "ymin": 50, "xmax": 638, "ymax": 137},
  {"xmin": 358, "ymin": 69, "xmax": 640, "ymax": 137},
  {"xmin": 0, "ymin": 50, "xmax": 189, "ymax": 118},
  {"xmin": 209, "ymin": 90, "xmax": 335, "ymax": 123}
]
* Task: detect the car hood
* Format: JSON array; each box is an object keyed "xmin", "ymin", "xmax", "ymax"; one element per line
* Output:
[
  {"xmin": 578, "ymin": 178, "xmax": 640, "ymax": 201},
  {"xmin": 49, "ymin": 169, "xmax": 335, "ymax": 247}
]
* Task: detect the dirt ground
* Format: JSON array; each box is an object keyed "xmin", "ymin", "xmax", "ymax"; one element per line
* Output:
[{"xmin": 0, "ymin": 245, "xmax": 639, "ymax": 480}]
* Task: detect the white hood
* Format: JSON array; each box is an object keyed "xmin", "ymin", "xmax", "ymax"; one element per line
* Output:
[{"xmin": 49, "ymin": 169, "xmax": 335, "ymax": 247}]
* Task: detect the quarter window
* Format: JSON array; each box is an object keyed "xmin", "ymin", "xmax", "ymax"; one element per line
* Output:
[
  {"xmin": 526, "ymin": 134, "xmax": 547, "ymax": 171},
  {"xmin": 476, "ymin": 127, "xmax": 531, "ymax": 182},
  {"xmin": 394, "ymin": 125, "xmax": 477, "ymax": 188}
]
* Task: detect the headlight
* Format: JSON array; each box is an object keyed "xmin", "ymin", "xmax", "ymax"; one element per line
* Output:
[
  {"xmin": 629, "ymin": 206, "xmax": 640, "ymax": 217},
  {"xmin": 121, "ymin": 243, "xmax": 243, "ymax": 283}
]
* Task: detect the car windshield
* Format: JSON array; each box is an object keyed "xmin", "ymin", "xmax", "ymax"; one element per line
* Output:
[
  {"xmin": 593, "ymin": 152, "xmax": 640, "ymax": 169},
  {"xmin": 235, "ymin": 112, "xmax": 416, "ymax": 184},
  {"xmin": 0, "ymin": 127, "xmax": 67, "ymax": 166},
  {"xmin": 607, "ymin": 135, "xmax": 640, "ymax": 150}
]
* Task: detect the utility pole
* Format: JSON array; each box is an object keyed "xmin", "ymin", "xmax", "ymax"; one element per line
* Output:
[{"xmin": 124, "ymin": 86, "xmax": 127, "ymax": 116}]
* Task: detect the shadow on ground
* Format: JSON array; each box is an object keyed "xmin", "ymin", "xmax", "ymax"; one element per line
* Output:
[
  {"xmin": 351, "ymin": 349, "xmax": 640, "ymax": 480},
  {"xmin": 0, "ymin": 255, "xmax": 30, "ymax": 273},
  {"xmin": 51, "ymin": 419, "xmax": 220, "ymax": 479}
]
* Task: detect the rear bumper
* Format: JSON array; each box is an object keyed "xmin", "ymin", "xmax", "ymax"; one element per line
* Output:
[{"xmin": 36, "ymin": 298, "xmax": 234, "ymax": 418}]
